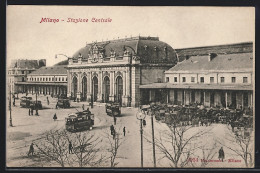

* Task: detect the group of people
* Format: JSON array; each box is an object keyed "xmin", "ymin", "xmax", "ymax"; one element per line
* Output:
[
  {"xmin": 110, "ymin": 125, "xmax": 126, "ymax": 139},
  {"xmin": 28, "ymin": 107, "xmax": 38, "ymax": 116}
]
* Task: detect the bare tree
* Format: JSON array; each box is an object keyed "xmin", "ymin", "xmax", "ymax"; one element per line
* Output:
[
  {"xmin": 66, "ymin": 131, "xmax": 105, "ymax": 167},
  {"xmin": 145, "ymin": 122, "xmax": 211, "ymax": 168},
  {"xmin": 217, "ymin": 126, "xmax": 254, "ymax": 168},
  {"xmin": 103, "ymin": 127, "xmax": 125, "ymax": 167},
  {"xmin": 33, "ymin": 130, "xmax": 70, "ymax": 167},
  {"xmin": 198, "ymin": 142, "xmax": 218, "ymax": 167}
]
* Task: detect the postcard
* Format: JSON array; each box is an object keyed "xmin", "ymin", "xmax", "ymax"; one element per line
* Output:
[{"xmin": 6, "ymin": 6, "xmax": 255, "ymax": 168}]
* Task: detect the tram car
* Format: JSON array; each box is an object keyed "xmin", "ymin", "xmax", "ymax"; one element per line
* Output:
[
  {"xmin": 20, "ymin": 96, "xmax": 32, "ymax": 108},
  {"xmin": 105, "ymin": 102, "xmax": 121, "ymax": 116},
  {"xmin": 29, "ymin": 100, "xmax": 43, "ymax": 109},
  {"xmin": 56, "ymin": 98, "xmax": 70, "ymax": 108},
  {"xmin": 65, "ymin": 111, "xmax": 94, "ymax": 132}
]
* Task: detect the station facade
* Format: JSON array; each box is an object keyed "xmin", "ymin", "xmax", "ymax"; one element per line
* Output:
[{"xmin": 66, "ymin": 36, "xmax": 178, "ymax": 107}]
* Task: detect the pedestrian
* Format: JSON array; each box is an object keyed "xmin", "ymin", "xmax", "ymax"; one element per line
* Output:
[
  {"xmin": 47, "ymin": 96, "xmax": 49, "ymax": 105},
  {"xmin": 13, "ymin": 100, "xmax": 15, "ymax": 106},
  {"xmin": 143, "ymin": 119, "xmax": 146, "ymax": 127},
  {"xmin": 36, "ymin": 109, "xmax": 39, "ymax": 116},
  {"xmin": 28, "ymin": 143, "xmax": 34, "ymax": 156},
  {"xmin": 53, "ymin": 113, "xmax": 57, "ymax": 121},
  {"xmin": 218, "ymin": 147, "xmax": 225, "ymax": 162},
  {"xmin": 56, "ymin": 103, "xmax": 58, "ymax": 109},
  {"xmin": 69, "ymin": 141, "xmax": 73, "ymax": 154},
  {"xmin": 82, "ymin": 104, "xmax": 85, "ymax": 110},
  {"xmin": 110, "ymin": 125, "xmax": 114, "ymax": 135},
  {"xmin": 123, "ymin": 126, "xmax": 126, "ymax": 136},
  {"xmin": 31, "ymin": 108, "xmax": 34, "ymax": 115},
  {"xmin": 29, "ymin": 108, "xmax": 31, "ymax": 116},
  {"xmin": 114, "ymin": 116, "xmax": 117, "ymax": 125},
  {"xmin": 113, "ymin": 129, "xmax": 116, "ymax": 140}
]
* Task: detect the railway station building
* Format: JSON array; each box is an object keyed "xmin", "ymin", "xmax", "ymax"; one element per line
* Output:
[
  {"xmin": 66, "ymin": 36, "xmax": 178, "ymax": 107},
  {"xmin": 139, "ymin": 42, "xmax": 254, "ymax": 109}
]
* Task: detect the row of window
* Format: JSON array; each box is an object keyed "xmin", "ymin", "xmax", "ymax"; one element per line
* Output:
[
  {"xmin": 166, "ymin": 76, "xmax": 248, "ymax": 83},
  {"xmin": 8, "ymin": 70, "xmax": 32, "ymax": 75},
  {"xmin": 27, "ymin": 76, "xmax": 67, "ymax": 82}
]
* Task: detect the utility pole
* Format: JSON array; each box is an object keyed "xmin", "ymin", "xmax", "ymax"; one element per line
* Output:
[
  {"xmin": 9, "ymin": 89, "xmax": 13, "ymax": 127},
  {"xmin": 151, "ymin": 111, "xmax": 156, "ymax": 167},
  {"xmin": 140, "ymin": 119, "xmax": 143, "ymax": 168},
  {"xmin": 136, "ymin": 111, "xmax": 146, "ymax": 168}
]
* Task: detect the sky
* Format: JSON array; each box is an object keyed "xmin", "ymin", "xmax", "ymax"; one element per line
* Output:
[{"xmin": 7, "ymin": 6, "xmax": 255, "ymax": 66}]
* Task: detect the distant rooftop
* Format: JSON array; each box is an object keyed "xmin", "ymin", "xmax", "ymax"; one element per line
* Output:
[
  {"xmin": 9, "ymin": 59, "xmax": 46, "ymax": 69},
  {"xmin": 29, "ymin": 65, "xmax": 67, "ymax": 75},
  {"xmin": 167, "ymin": 52, "xmax": 253, "ymax": 73}
]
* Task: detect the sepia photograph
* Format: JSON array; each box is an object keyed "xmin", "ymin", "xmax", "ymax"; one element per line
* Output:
[{"xmin": 6, "ymin": 6, "xmax": 255, "ymax": 168}]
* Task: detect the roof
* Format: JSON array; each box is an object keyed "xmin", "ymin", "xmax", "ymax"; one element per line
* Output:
[
  {"xmin": 167, "ymin": 52, "xmax": 253, "ymax": 73},
  {"xmin": 28, "ymin": 65, "xmax": 67, "ymax": 75},
  {"xmin": 15, "ymin": 82, "xmax": 67, "ymax": 86},
  {"xmin": 72, "ymin": 36, "xmax": 178, "ymax": 63},
  {"xmin": 139, "ymin": 83, "xmax": 253, "ymax": 91},
  {"xmin": 175, "ymin": 42, "xmax": 253, "ymax": 62},
  {"xmin": 10, "ymin": 59, "xmax": 46, "ymax": 69},
  {"xmin": 54, "ymin": 60, "xmax": 68, "ymax": 66}
]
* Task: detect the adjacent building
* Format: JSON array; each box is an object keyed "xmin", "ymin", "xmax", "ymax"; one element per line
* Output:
[
  {"xmin": 140, "ymin": 42, "xmax": 253, "ymax": 109},
  {"xmin": 15, "ymin": 65, "xmax": 68, "ymax": 96},
  {"xmin": 66, "ymin": 36, "xmax": 178, "ymax": 107},
  {"xmin": 8, "ymin": 59, "xmax": 46, "ymax": 93}
]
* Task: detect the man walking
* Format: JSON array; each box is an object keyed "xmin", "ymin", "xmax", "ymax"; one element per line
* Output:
[
  {"xmin": 69, "ymin": 141, "xmax": 73, "ymax": 154},
  {"xmin": 47, "ymin": 96, "xmax": 49, "ymax": 105},
  {"xmin": 82, "ymin": 104, "xmax": 85, "ymax": 110},
  {"xmin": 110, "ymin": 125, "xmax": 114, "ymax": 135},
  {"xmin": 53, "ymin": 113, "xmax": 57, "ymax": 121},
  {"xmin": 123, "ymin": 126, "xmax": 126, "ymax": 136},
  {"xmin": 218, "ymin": 147, "xmax": 225, "ymax": 162},
  {"xmin": 29, "ymin": 108, "xmax": 31, "ymax": 116},
  {"xmin": 114, "ymin": 116, "xmax": 117, "ymax": 125},
  {"xmin": 31, "ymin": 108, "xmax": 34, "ymax": 115},
  {"xmin": 28, "ymin": 143, "xmax": 34, "ymax": 156}
]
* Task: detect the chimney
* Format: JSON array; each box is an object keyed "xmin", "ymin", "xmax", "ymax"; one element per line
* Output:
[{"xmin": 208, "ymin": 53, "xmax": 217, "ymax": 61}]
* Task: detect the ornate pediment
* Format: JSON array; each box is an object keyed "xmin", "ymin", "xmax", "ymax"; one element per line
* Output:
[{"xmin": 88, "ymin": 43, "xmax": 105, "ymax": 63}]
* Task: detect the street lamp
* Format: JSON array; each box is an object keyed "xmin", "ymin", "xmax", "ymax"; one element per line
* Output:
[
  {"xmin": 147, "ymin": 105, "xmax": 156, "ymax": 168},
  {"xmin": 136, "ymin": 110, "xmax": 146, "ymax": 168},
  {"xmin": 9, "ymin": 87, "xmax": 13, "ymax": 127}
]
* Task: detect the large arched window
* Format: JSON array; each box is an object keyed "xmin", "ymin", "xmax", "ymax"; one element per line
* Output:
[
  {"xmin": 103, "ymin": 76, "xmax": 110, "ymax": 102},
  {"xmin": 92, "ymin": 76, "xmax": 98, "ymax": 102},
  {"xmin": 82, "ymin": 76, "xmax": 87, "ymax": 101},
  {"xmin": 115, "ymin": 76, "xmax": 123, "ymax": 104},
  {"xmin": 72, "ymin": 77, "xmax": 78, "ymax": 98}
]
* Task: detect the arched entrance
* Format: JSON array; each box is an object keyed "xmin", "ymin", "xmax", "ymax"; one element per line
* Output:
[
  {"xmin": 115, "ymin": 76, "xmax": 123, "ymax": 105},
  {"xmin": 82, "ymin": 76, "xmax": 87, "ymax": 101},
  {"xmin": 103, "ymin": 76, "xmax": 110, "ymax": 103},
  {"xmin": 92, "ymin": 76, "xmax": 98, "ymax": 102},
  {"xmin": 72, "ymin": 77, "xmax": 78, "ymax": 98}
]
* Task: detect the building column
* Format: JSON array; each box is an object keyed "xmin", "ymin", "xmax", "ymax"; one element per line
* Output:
[
  {"xmin": 67, "ymin": 71, "xmax": 71, "ymax": 97},
  {"xmin": 183, "ymin": 90, "xmax": 186, "ymax": 105},
  {"xmin": 97, "ymin": 71, "xmax": 103, "ymax": 102},
  {"xmin": 77, "ymin": 72, "xmax": 81, "ymax": 100},
  {"xmin": 109, "ymin": 71, "xmax": 115, "ymax": 102},
  {"xmin": 87, "ymin": 72, "xmax": 92, "ymax": 102},
  {"xmin": 225, "ymin": 91, "xmax": 228, "ymax": 109},
  {"xmin": 122, "ymin": 70, "xmax": 128, "ymax": 106},
  {"xmin": 242, "ymin": 92, "xmax": 244, "ymax": 108},
  {"xmin": 251, "ymin": 92, "xmax": 253, "ymax": 108},
  {"xmin": 204, "ymin": 91, "xmax": 206, "ymax": 106}
]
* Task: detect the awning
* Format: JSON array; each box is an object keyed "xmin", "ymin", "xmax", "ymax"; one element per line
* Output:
[
  {"xmin": 15, "ymin": 82, "xmax": 67, "ymax": 86},
  {"xmin": 139, "ymin": 83, "xmax": 253, "ymax": 91}
]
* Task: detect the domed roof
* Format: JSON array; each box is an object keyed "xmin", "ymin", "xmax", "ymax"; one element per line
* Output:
[{"xmin": 72, "ymin": 36, "xmax": 178, "ymax": 64}]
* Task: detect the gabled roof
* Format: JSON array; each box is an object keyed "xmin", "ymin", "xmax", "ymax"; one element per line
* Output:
[
  {"xmin": 29, "ymin": 65, "xmax": 67, "ymax": 75},
  {"xmin": 166, "ymin": 52, "xmax": 253, "ymax": 73}
]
